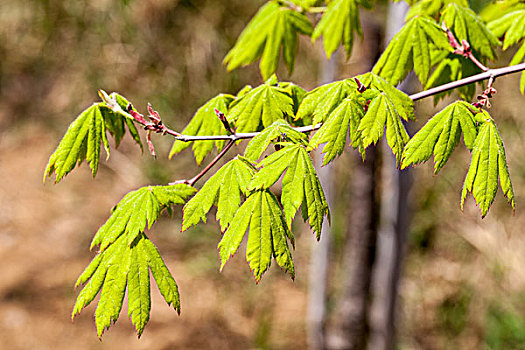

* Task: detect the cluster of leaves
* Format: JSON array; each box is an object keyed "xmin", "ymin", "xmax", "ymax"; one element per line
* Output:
[
  {"xmin": 72, "ymin": 185, "xmax": 196, "ymax": 337},
  {"xmin": 224, "ymin": 0, "xmax": 373, "ymax": 79},
  {"xmin": 375, "ymin": 0, "xmax": 500, "ymax": 97},
  {"xmin": 488, "ymin": 6, "xmax": 525, "ymax": 93},
  {"xmin": 44, "ymin": 0, "xmax": 525, "ymax": 340},
  {"xmin": 307, "ymin": 73, "xmax": 414, "ymax": 164},
  {"xmin": 401, "ymin": 102, "xmax": 514, "ymax": 217}
]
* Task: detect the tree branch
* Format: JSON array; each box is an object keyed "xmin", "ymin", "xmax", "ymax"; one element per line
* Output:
[
  {"xmin": 409, "ymin": 63, "xmax": 525, "ymax": 101},
  {"xmin": 168, "ymin": 62, "xmax": 525, "ymax": 142},
  {"xmin": 165, "ymin": 62, "xmax": 525, "ymax": 186}
]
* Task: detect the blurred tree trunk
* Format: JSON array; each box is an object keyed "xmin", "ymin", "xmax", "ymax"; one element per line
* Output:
[
  {"xmin": 307, "ymin": 52, "xmax": 338, "ymax": 350},
  {"xmin": 368, "ymin": 3, "xmax": 413, "ymax": 350},
  {"xmin": 325, "ymin": 14, "xmax": 382, "ymax": 350}
]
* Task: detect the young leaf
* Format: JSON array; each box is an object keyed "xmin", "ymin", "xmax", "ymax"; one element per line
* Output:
[
  {"xmin": 169, "ymin": 94, "xmax": 235, "ymax": 165},
  {"xmin": 441, "ymin": 3, "xmax": 500, "ymax": 60},
  {"xmin": 244, "ymin": 119, "xmax": 308, "ymax": 161},
  {"xmin": 295, "ymin": 78, "xmax": 358, "ymax": 125},
  {"xmin": 182, "ymin": 157, "xmax": 256, "ymax": 231},
  {"xmin": 309, "ymin": 94, "xmax": 365, "ymax": 165},
  {"xmin": 223, "ymin": 1, "xmax": 313, "ymax": 80},
  {"xmin": 487, "ymin": 9, "xmax": 525, "ymax": 50},
  {"xmin": 249, "ymin": 143, "xmax": 329, "ymax": 238},
  {"xmin": 90, "ymin": 184, "xmax": 197, "ymax": 252},
  {"xmin": 356, "ymin": 74, "xmax": 414, "ymax": 163},
  {"xmin": 488, "ymin": 9, "xmax": 525, "ymax": 94},
  {"xmin": 461, "ymin": 113, "xmax": 515, "ymax": 217},
  {"xmin": 401, "ymin": 101, "xmax": 478, "ymax": 173},
  {"xmin": 45, "ymin": 93, "xmax": 143, "ymax": 184},
  {"xmin": 227, "ymin": 77, "xmax": 295, "ymax": 133},
  {"xmin": 312, "ymin": 0, "xmax": 362, "ymax": 59},
  {"xmin": 218, "ymin": 189, "xmax": 295, "ymax": 282},
  {"xmin": 44, "ymin": 104, "xmax": 108, "ymax": 183},
  {"xmin": 372, "ymin": 16, "xmax": 452, "ymax": 86},
  {"xmin": 73, "ymin": 233, "xmax": 180, "ymax": 338}
]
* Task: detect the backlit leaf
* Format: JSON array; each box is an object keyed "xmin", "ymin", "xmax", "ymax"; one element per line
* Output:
[
  {"xmin": 182, "ymin": 157, "xmax": 256, "ymax": 231},
  {"xmin": 45, "ymin": 93, "xmax": 142, "ymax": 183},
  {"xmin": 372, "ymin": 16, "xmax": 451, "ymax": 86},
  {"xmin": 249, "ymin": 143, "xmax": 329, "ymax": 238},
  {"xmin": 309, "ymin": 94, "xmax": 365, "ymax": 165},
  {"xmin": 223, "ymin": 1, "xmax": 313, "ymax": 80},
  {"xmin": 461, "ymin": 112, "xmax": 515, "ymax": 217},
  {"xmin": 312, "ymin": 0, "xmax": 362, "ymax": 59},
  {"xmin": 218, "ymin": 189, "xmax": 294, "ymax": 282},
  {"xmin": 441, "ymin": 3, "xmax": 500, "ymax": 60},
  {"xmin": 227, "ymin": 76, "xmax": 295, "ymax": 133},
  {"xmin": 296, "ymin": 78, "xmax": 358, "ymax": 125},
  {"xmin": 244, "ymin": 119, "xmax": 308, "ymax": 161},
  {"xmin": 90, "ymin": 184, "xmax": 196, "ymax": 252},
  {"xmin": 401, "ymin": 101, "xmax": 478, "ymax": 173}
]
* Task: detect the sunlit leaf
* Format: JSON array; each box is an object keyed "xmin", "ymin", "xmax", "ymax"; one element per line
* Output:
[
  {"xmin": 218, "ymin": 189, "xmax": 294, "ymax": 282},
  {"xmin": 461, "ymin": 112, "xmax": 515, "ymax": 217}
]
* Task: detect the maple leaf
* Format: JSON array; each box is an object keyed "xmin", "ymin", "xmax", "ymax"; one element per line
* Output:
[
  {"xmin": 223, "ymin": 1, "xmax": 313, "ymax": 80},
  {"xmin": 401, "ymin": 101, "xmax": 478, "ymax": 173},
  {"xmin": 249, "ymin": 143, "xmax": 329, "ymax": 239},
  {"xmin": 218, "ymin": 189, "xmax": 295, "ymax": 282},
  {"xmin": 461, "ymin": 112, "xmax": 514, "ymax": 217}
]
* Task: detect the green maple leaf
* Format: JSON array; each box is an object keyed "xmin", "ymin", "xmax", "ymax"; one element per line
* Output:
[
  {"xmin": 249, "ymin": 143, "xmax": 329, "ymax": 239},
  {"xmin": 90, "ymin": 184, "xmax": 197, "ymax": 252},
  {"xmin": 244, "ymin": 119, "xmax": 308, "ymax": 161},
  {"xmin": 227, "ymin": 76, "xmax": 295, "ymax": 133},
  {"xmin": 461, "ymin": 112, "xmax": 515, "ymax": 218},
  {"xmin": 442, "ymin": 3, "xmax": 500, "ymax": 60},
  {"xmin": 356, "ymin": 73, "xmax": 414, "ymax": 164},
  {"xmin": 295, "ymin": 78, "xmax": 358, "ymax": 125},
  {"xmin": 73, "ymin": 184, "xmax": 195, "ymax": 338},
  {"xmin": 372, "ymin": 16, "xmax": 451, "ymax": 86},
  {"xmin": 309, "ymin": 92, "xmax": 368, "ymax": 165},
  {"xmin": 488, "ymin": 9, "xmax": 525, "ymax": 93},
  {"xmin": 44, "ymin": 93, "xmax": 142, "ymax": 183},
  {"xmin": 218, "ymin": 189, "xmax": 295, "ymax": 282},
  {"xmin": 401, "ymin": 101, "xmax": 478, "ymax": 173},
  {"xmin": 182, "ymin": 157, "xmax": 256, "ymax": 232},
  {"xmin": 311, "ymin": 0, "xmax": 362, "ymax": 59},
  {"xmin": 223, "ymin": 1, "xmax": 313, "ymax": 80},
  {"xmin": 73, "ymin": 233, "xmax": 180, "ymax": 338},
  {"xmin": 169, "ymin": 94, "xmax": 235, "ymax": 165}
]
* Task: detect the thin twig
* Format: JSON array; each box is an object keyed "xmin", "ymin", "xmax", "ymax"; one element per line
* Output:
[
  {"xmin": 170, "ymin": 139, "xmax": 236, "ymax": 186},
  {"xmin": 410, "ymin": 63, "xmax": 525, "ymax": 101}
]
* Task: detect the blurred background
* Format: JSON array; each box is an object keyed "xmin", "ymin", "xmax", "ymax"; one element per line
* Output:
[{"xmin": 1, "ymin": 0, "xmax": 525, "ymax": 349}]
